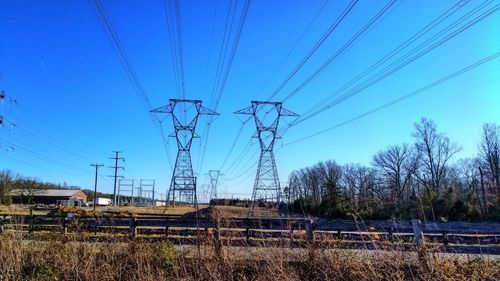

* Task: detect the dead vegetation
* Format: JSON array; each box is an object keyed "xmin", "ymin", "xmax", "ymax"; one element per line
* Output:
[
  {"xmin": 1, "ymin": 205, "xmax": 498, "ymax": 280},
  {"xmin": 0, "ymin": 204, "xmax": 280, "ymax": 219},
  {"xmin": 0, "ymin": 233, "xmax": 498, "ymax": 281}
]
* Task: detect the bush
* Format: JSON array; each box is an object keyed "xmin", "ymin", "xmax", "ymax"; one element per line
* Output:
[{"xmin": 153, "ymin": 242, "xmax": 176, "ymax": 270}]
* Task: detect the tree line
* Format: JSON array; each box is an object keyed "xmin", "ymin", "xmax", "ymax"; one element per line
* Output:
[{"xmin": 285, "ymin": 118, "xmax": 500, "ymax": 222}]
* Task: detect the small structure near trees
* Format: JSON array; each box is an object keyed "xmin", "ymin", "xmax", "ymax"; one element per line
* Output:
[{"xmin": 10, "ymin": 189, "xmax": 87, "ymax": 206}]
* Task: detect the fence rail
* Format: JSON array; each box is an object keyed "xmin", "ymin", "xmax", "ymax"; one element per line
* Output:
[{"xmin": 1, "ymin": 214, "xmax": 499, "ymax": 254}]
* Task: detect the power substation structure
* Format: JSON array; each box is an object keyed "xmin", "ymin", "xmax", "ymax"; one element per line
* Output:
[
  {"xmin": 118, "ymin": 179, "xmax": 134, "ymax": 205},
  {"xmin": 235, "ymin": 101, "xmax": 298, "ymax": 215},
  {"xmin": 152, "ymin": 99, "xmax": 218, "ymax": 207}
]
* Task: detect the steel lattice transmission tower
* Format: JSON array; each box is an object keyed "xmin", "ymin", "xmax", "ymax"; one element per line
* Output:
[
  {"xmin": 207, "ymin": 170, "xmax": 222, "ymax": 202},
  {"xmin": 152, "ymin": 99, "xmax": 218, "ymax": 207},
  {"xmin": 235, "ymin": 101, "xmax": 298, "ymax": 214}
]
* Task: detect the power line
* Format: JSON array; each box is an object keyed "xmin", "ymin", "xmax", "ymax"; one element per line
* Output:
[
  {"xmin": 0, "ymin": 138, "xmax": 93, "ymax": 174},
  {"xmin": 198, "ymin": 0, "xmax": 251, "ymax": 177},
  {"xmin": 265, "ymin": 0, "xmax": 359, "ymax": 101},
  {"xmin": 222, "ymin": 124, "xmax": 282, "ymax": 179},
  {"xmin": 219, "ymin": 0, "xmax": 331, "ymax": 174},
  {"xmin": 224, "ymin": 156, "xmax": 258, "ymax": 182},
  {"xmin": 221, "ymin": 138, "xmax": 254, "ymax": 176},
  {"xmin": 174, "ymin": 0, "xmax": 186, "ymax": 99},
  {"xmin": 298, "ymin": 0, "xmax": 473, "ymax": 119},
  {"xmin": 292, "ymin": 1, "xmax": 498, "ymax": 128},
  {"xmin": 163, "ymin": 0, "xmax": 186, "ymax": 99},
  {"xmin": 256, "ymin": 0, "xmax": 329, "ymax": 96},
  {"xmin": 210, "ymin": 0, "xmax": 251, "ymax": 111},
  {"xmin": 203, "ymin": 0, "xmax": 220, "ymax": 91},
  {"xmin": 284, "ymin": 51, "xmax": 500, "ymax": 146},
  {"xmin": 3, "ymin": 117, "xmax": 92, "ymax": 162},
  {"xmin": 14, "ymin": 102, "xmax": 108, "ymax": 156},
  {"xmin": 279, "ymin": 0, "xmax": 400, "ymax": 103},
  {"xmin": 0, "ymin": 153, "xmax": 89, "ymax": 177},
  {"xmin": 93, "ymin": 0, "xmax": 159, "ymax": 124},
  {"xmin": 218, "ymin": 116, "xmax": 251, "ymax": 171},
  {"xmin": 93, "ymin": 0, "xmax": 174, "ymax": 170}
]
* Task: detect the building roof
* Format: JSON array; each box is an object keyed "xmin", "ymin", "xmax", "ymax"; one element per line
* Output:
[{"xmin": 10, "ymin": 189, "xmax": 86, "ymax": 197}]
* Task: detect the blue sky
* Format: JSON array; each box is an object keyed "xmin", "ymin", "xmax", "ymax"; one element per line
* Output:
[{"xmin": 0, "ymin": 0, "xmax": 499, "ymax": 199}]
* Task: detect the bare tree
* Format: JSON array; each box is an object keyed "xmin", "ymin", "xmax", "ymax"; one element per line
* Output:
[
  {"xmin": 373, "ymin": 144, "xmax": 419, "ymax": 204},
  {"xmin": 342, "ymin": 164, "xmax": 377, "ymax": 208},
  {"xmin": 454, "ymin": 158, "xmax": 485, "ymax": 216},
  {"xmin": 300, "ymin": 167, "xmax": 322, "ymax": 205},
  {"xmin": 287, "ymin": 171, "xmax": 302, "ymax": 201},
  {"xmin": 479, "ymin": 123, "xmax": 500, "ymax": 194},
  {"xmin": 412, "ymin": 118, "xmax": 460, "ymax": 221},
  {"xmin": 413, "ymin": 118, "xmax": 461, "ymax": 194},
  {"xmin": 18, "ymin": 179, "xmax": 39, "ymax": 205},
  {"xmin": 0, "ymin": 170, "xmax": 17, "ymax": 205},
  {"xmin": 316, "ymin": 160, "xmax": 343, "ymax": 200}
]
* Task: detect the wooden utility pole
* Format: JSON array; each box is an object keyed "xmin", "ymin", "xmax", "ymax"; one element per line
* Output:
[
  {"xmin": 479, "ymin": 166, "xmax": 487, "ymax": 217},
  {"xmin": 91, "ymin": 163, "xmax": 104, "ymax": 211}
]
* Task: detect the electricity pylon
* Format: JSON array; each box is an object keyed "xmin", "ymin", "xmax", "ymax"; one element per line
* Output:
[
  {"xmin": 235, "ymin": 101, "xmax": 298, "ymax": 215},
  {"xmin": 200, "ymin": 184, "xmax": 210, "ymax": 204},
  {"xmin": 207, "ymin": 170, "xmax": 222, "ymax": 202},
  {"xmin": 152, "ymin": 99, "xmax": 218, "ymax": 207}
]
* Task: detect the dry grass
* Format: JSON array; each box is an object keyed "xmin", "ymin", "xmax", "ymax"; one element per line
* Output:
[
  {"xmin": 0, "ymin": 205, "xmax": 48, "ymax": 216},
  {"xmin": 0, "ymin": 205, "xmax": 280, "ymax": 218},
  {"xmin": 0, "ymin": 233, "xmax": 498, "ymax": 281},
  {"xmin": 2, "ymin": 205, "xmax": 498, "ymax": 280},
  {"xmin": 92, "ymin": 205, "xmax": 204, "ymax": 216},
  {"xmin": 0, "ymin": 205, "xmax": 204, "ymax": 217},
  {"xmin": 213, "ymin": 206, "xmax": 279, "ymax": 218}
]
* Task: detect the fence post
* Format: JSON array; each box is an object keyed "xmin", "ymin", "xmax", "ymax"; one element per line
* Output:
[
  {"xmin": 411, "ymin": 219, "xmax": 424, "ymax": 246},
  {"xmin": 129, "ymin": 218, "xmax": 137, "ymax": 239},
  {"xmin": 28, "ymin": 209, "xmax": 34, "ymax": 233},
  {"xmin": 442, "ymin": 231, "xmax": 449, "ymax": 246},
  {"xmin": 306, "ymin": 218, "xmax": 315, "ymax": 242},
  {"xmin": 388, "ymin": 228, "xmax": 394, "ymax": 242},
  {"xmin": 213, "ymin": 217, "xmax": 223, "ymax": 261},
  {"xmin": 93, "ymin": 217, "xmax": 98, "ymax": 235},
  {"xmin": 165, "ymin": 217, "xmax": 169, "ymax": 238},
  {"xmin": 62, "ymin": 217, "xmax": 68, "ymax": 235}
]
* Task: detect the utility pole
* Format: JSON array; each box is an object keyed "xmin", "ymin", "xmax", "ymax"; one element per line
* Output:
[
  {"xmin": 151, "ymin": 99, "xmax": 219, "ymax": 207},
  {"xmin": 109, "ymin": 151, "xmax": 124, "ymax": 205},
  {"xmin": 91, "ymin": 163, "xmax": 104, "ymax": 211},
  {"xmin": 479, "ymin": 166, "xmax": 486, "ymax": 217},
  {"xmin": 235, "ymin": 101, "xmax": 298, "ymax": 215},
  {"xmin": 0, "ymin": 90, "xmax": 6, "ymax": 126}
]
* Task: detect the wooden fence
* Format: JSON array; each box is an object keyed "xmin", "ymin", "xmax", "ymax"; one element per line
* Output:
[{"xmin": 1, "ymin": 214, "xmax": 499, "ymax": 254}]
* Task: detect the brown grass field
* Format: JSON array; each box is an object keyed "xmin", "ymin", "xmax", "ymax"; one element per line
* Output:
[
  {"xmin": 0, "ymin": 233, "xmax": 498, "ymax": 281},
  {"xmin": 0, "ymin": 204, "xmax": 279, "ymax": 218},
  {"xmin": 1, "ymin": 205, "xmax": 499, "ymax": 280}
]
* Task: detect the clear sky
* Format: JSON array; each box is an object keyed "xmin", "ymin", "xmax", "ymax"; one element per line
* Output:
[{"xmin": 0, "ymin": 0, "xmax": 499, "ymax": 199}]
